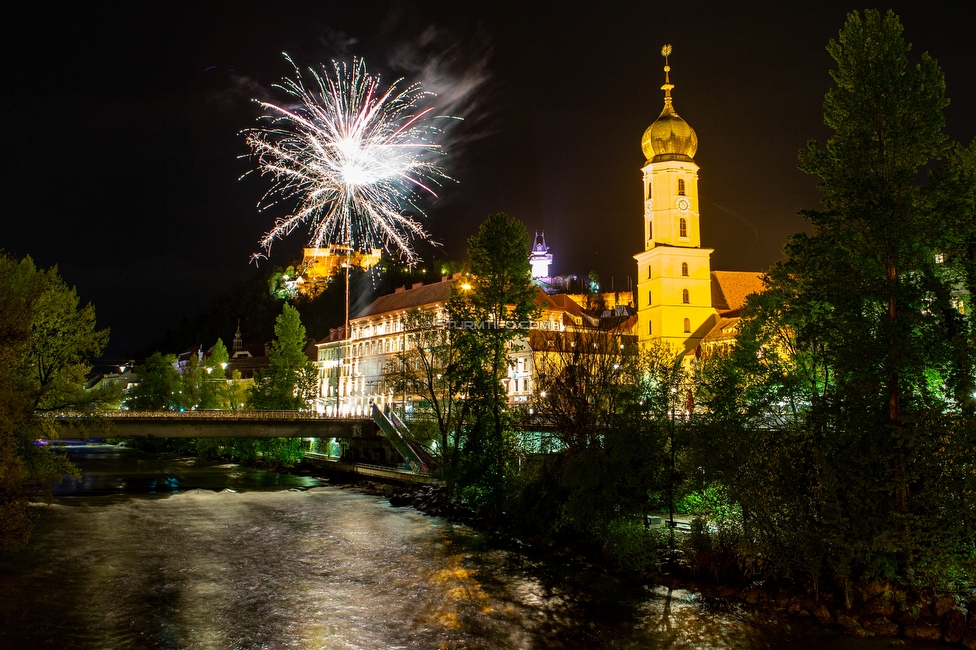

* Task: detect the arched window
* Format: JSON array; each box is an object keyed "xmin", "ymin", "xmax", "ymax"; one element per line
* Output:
[
  {"xmin": 682, "ymin": 289, "xmax": 690, "ymax": 304},
  {"xmin": 683, "ymin": 318, "xmax": 691, "ymax": 333},
  {"xmin": 646, "ymin": 184, "xmax": 652, "ymax": 200},
  {"xmin": 647, "ymin": 290, "xmax": 652, "ymax": 306},
  {"xmin": 677, "ymin": 178, "xmax": 686, "ymax": 196},
  {"xmin": 681, "ymin": 262, "xmax": 689, "ymax": 277},
  {"xmin": 679, "ymin": 218, "xmax": 688, "ymax": 238}
]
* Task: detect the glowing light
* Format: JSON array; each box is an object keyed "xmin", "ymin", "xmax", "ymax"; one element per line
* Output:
[{"xmin": 243, "ymin": 55, "xmax": 455, "ymax": 264}]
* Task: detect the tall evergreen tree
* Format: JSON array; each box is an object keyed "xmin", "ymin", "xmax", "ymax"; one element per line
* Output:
[
  {"xmin": 249, "ymin": 303, "xmax": 316, "ymax": 410},
  {"xmin": 209, "ymin": 338, "xmax": 230, "ymax": 377}
]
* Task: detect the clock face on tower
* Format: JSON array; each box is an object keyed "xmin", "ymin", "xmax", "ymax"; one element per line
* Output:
[{"xmin": 676, "ymin": 197, "xmax": 690, "ymax": 212}]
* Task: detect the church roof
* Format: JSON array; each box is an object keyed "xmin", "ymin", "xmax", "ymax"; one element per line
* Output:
[
  {"xmin": 710, "ymin": 271, "xmax": 765, "ymax": 315},
  {"xmin": 641, "ymin": 47, "xmax": 697, "ymax": 163},
  {"xmin": 700, "ymin": 316, "xmax": 742, "ymax": 343}
]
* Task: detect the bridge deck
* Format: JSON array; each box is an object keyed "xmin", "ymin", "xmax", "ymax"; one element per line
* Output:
[{"xmin": 51, "ymin": 411, "xmax": 378, "ymax": 439}]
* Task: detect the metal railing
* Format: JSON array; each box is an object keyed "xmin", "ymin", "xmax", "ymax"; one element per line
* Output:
[{"xmin": 43, "ymin": 410, "xmax": 369, "ymax": 421}]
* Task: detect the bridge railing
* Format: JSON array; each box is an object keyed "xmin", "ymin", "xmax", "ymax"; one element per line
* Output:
[{"xmin": 41, "ymin": 410, "xmax": 369, "ymax": 421}]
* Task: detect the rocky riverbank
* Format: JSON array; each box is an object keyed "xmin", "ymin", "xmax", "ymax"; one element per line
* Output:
[{"xmin": 333, "ymin": 478, "xmax": 976, "ymax": 649}]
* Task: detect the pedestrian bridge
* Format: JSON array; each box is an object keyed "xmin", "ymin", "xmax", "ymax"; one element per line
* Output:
[{"xmin": 50, "ymin": 411, "xmax": 379, "ymax": 439}]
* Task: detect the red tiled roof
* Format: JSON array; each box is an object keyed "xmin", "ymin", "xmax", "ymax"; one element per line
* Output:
[{"xmin": 710, "ymin": 271, "xmax": 765, "ymax": 314}]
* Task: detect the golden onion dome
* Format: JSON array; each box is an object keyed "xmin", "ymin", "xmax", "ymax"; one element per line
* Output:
[
  {"xmin": 641, "ymin": 98, "xmax": 698, "ymax": 162},
  {"xmin": 642, "ymin": 46, "xmax": 697, "ymax": 162}
]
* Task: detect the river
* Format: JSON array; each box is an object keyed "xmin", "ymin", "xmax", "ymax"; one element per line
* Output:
[{"xmin": 0, "ymin": 444, "xmax": 937, "ymax": 649}]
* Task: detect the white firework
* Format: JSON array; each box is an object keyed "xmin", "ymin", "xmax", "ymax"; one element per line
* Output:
[{"xmin": 243, "ymin": 55, "xmax": 452, "ymax": 264}]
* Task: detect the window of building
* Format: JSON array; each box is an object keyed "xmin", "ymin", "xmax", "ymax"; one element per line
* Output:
[
  {"xmin": 647, "ymin": 265, "xmax": 652, "ymax": 279},
  {"xmin": 646, "ymin": 184, "xmax": 652, "ymax": 200},
  {"xmin": 677, "ymin": 178, "xmax": 686, "ymax": 195},
  {"xmin": 679, "ymin": 218, "xmax": 687, "ymax": 238},
  {"xmin": 681, "ymin": 262, "xmax": 689, "ymax": 276},
  {"xmin": 649, "ymin": 321, "xmax": 653, "ymax": 335},
  {"xmin": 682, "ymin": 288, "xmax": 690, "ymax": 304},
  {"xmin": 648, "ymin": 220, "xmax": 653, "ymax": 239},
  {"xmin": 647, "ymin": 290, "xmax": 652, "ymax": 306},
  {"xmin": 683, "ymin": 318, "xmax": 691, "ymax": 333}
]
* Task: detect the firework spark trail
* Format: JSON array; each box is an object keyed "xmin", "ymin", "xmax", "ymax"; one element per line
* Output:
[{"xmin": 242, "ymin": 55, "xmax": 453, "ymax": 264}]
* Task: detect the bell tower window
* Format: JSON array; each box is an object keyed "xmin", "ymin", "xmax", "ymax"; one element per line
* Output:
[
  {"xmin": 648, "ymin": 220, "xmax": 653, "ymax": 239},
  {"xmin": 677, "ymin": 178, "xmax": 686, "ymax": 196},
  {"xmin": 683, "ymin": 318, "xmax": 691, "ymax": 333},
  {"xmin": 681, "ymin": 262, "xmax": 688, "ymax": 276},
  {"xmin": 679, "ymin": 218, "xmax": 687, "ymax": 238},
  {"xmin": 682, "ymin": 289, "xmax": 690, "ymax": 304}
]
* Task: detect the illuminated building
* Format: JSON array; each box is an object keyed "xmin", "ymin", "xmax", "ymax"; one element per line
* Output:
[
  {"xmin": 529, "ymin": 231, "xmax": 553, "ymax": 279},
  {"xmin": 634, "ymin": 47, "xmax": 764, "ymax": 354},
  {"xmin": 314, "ymin": 277, "xmax": 634, "ymax": 417},
  {"xmin": 298, "ymin": 245, "xmax": 382, "ymax": 296}
]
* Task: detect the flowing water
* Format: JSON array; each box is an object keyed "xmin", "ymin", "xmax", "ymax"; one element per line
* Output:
[{"xmin": 0, "ymin": 444, "xmax": 938, "ymax": 649}]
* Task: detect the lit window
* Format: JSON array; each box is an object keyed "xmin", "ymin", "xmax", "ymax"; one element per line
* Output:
[
  {"xmin": 934, "ymin": 253, "xmax": 945, "ymax": 264},
  {"xmin": 682, "ymin": 289, "xmax": 690, "ymax": 304},
  {"xmin": 683, "ymin": 318, "xmax": 691, "ymax": 333},
  {"xmin": 681, "ymin": 262, "xmax": 688, "ymax": 276},
  {"xmin": 679, "ymin": 218, "xmax": 688, "ymax": 238},
  {"xmin": 677, "ymin": 178, "xmax": 686, "ymax": 196}
]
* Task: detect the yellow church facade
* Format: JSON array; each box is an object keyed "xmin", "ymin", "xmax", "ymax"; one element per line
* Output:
[{"xmin": 635, "ymin": 47, "xmax": 764, "ymax": 354}]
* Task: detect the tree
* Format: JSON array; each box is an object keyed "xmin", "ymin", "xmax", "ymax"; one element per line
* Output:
[
  {"xmin": 698, "ymin": 10, "xmax": 976, "ymax": 591},
  {"xmin": 386, "ymin": 307, "xmax": 464, "ymax": 459},
  {"xmin": 530, "ymin": 328, "xmax": 637, "ymax": 454},
  {"xmin": 126, "ymin": 353, "xmax": 182, "ymax": 411},
  {"xmin": 249, "ymin": 303, "xmax": 316, "ymax": 410},
  {"xmin": 219, "ymin": 370, "xmax": 251, "ymax": 411},
  {"xmin": 209, "ymin": 338, "xmax": 230, "ymax": 377},
  {"xmin": 447, "ymin": 213, "xmax": 539, "ymax": 510},
  {"xmin": 0, "ymin": 254, "xmax": 114, "ymax": 549}
]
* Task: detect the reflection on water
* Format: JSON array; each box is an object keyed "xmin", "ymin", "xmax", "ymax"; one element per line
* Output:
[
  {"xmin": 0, "ymin": 445, "xmax": 925, "ymax": 649},
  {"xmin": 52, "ymin": 443, "xmax": 324, "ymax": 497}
]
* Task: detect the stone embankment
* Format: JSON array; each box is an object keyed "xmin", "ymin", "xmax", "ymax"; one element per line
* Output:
[
  {"xmin": 684, "ymin": 579, "xmax": 976, "ymax": 648},
  {"xmin": 312, "ymin": 474, "xmax": 976, "ymax": 648}
]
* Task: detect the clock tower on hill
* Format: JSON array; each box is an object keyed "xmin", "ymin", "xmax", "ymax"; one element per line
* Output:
[{"xmin": 634, "ymin": 46, "xmax": 715, "ymax": 352}]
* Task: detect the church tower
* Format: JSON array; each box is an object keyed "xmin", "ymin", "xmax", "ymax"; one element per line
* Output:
[{"xmin": 634, "ymin": 46, "xmax": 715, "ymax": 352}]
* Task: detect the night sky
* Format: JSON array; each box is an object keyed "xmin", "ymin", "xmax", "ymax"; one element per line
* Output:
[{"xmin": 4, "ymin": 1, "xmax": 975, "ymax": 358}]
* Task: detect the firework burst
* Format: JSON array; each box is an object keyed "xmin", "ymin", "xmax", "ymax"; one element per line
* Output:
[{"xmin": 243, "ymin": 55, "xmax": 453, "ymax": 264}]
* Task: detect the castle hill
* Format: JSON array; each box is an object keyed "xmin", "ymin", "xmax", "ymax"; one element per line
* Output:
[{"xmin": 1, "ymin": 6, "xmax": 974, "ymax": 649}]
